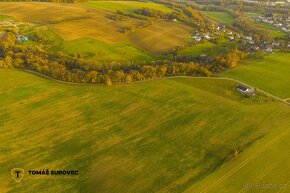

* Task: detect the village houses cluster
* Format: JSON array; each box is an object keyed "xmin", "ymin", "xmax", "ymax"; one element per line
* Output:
[
  {"xmin": 256, "ymin": 15, "xmax": 290, "ymax": 34},
  {"xmin": 188, "ymin": 22, "xmax": 286, "ymax": 54},
  {"xmin": 243, "ymin": 0, "xmax": 290, "ymax": 7}
]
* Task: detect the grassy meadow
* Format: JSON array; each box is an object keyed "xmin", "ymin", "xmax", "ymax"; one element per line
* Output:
[
  {"xmin": 244, "ymin": 12, "xmax": 262, "ymax": 17},
  {"xmin": 184, "ymin": 119, "xmax": 290, "ymax": 193},
  {"xmin": 222, "ymin": 53, "xmax": 290, "ymax": 99},
  {"xmin": 84, "ymin": 1, "xmax": 173, "ymax": 14},
  {"xmin": 61, "ymin": 38, "xmax": 153, "ymax": 62},
  {"xmin": 178, "ymin": 42, "xmax": 227, "ymax": 57},
  {"xmin": 128, "ymin": 20, "xmax": 192, "ymax": 54},
  {"xmin": 201, "ymin": 11, "xmax": 234, "ymax": 25},
  {"xmin": 257, "ymin": 23, "xmax": 286, "ymax": 38},
  {"xmin": 1, "ymin": 69, "xmax": 289, "ymax": 193},
  {"xmin": 0, "ymin": 14, "xmax": 14, "ymax": 21}
]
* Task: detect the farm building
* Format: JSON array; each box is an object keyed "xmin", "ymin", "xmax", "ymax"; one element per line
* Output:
[
  {"xmin": 236, "ymin": 85, "xmax": 255, "ymax": 95},
  {"xmin": 264, "ymin": 47, "xmax": 273, "ymax": 52},
  {"xmin": 16, "ymin": 35, "xmax": 28, "ymax": 43}
]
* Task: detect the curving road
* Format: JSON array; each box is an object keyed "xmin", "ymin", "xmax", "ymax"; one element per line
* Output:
[{"xmin": 23, "ymin": 69, "xmax": 290, "ymax": 106}]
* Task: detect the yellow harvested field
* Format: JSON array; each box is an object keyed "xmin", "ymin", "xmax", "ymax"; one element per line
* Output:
[
  {"xmin": 50, "ymin": 18, "xmax": 138, "ymax": 43},
  {"xmin": 0, "ymin": 2, "xmax": 140, "ymax": 43},
  {"xmin": 0, "ymin": 2, "xmax": 193, "ymax": 54},
  {"xmin": 127, "ymin": 21, "xmax": 192, "ymax": 54},
  {"xmin": 0, "ymin": 2, "xmax": 92, "ymax": 24}
]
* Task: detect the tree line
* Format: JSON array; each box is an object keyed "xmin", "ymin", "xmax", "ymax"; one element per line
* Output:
[
  {"xmin": 132, "ymin": 6, "xmax": 213, "ymax": 32},
  {"xmin": 0, "ymin": 31, "xmax": 215, "ymax": 85}
]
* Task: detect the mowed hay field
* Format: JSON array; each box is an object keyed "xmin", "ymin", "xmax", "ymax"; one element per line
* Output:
[
  {"xmin": 61, "ymin": 38, "xmax": 153, "ymax": 62},
  {"xmin": 0, "ymin": 2, "xmax": 192, "ymax": 59},
  {"xmin": 1, "ymin": 69, "xmax": 290, "ymax": 193},
  {"xmin": 0, "ymin": 2, "xmax": 140, "ymax": 43},
  {"xmin": 256, "ymin": 23, "xmax": 286, "ymax": 38},
  {"xmin": 222, "ymin": 53, "xmax": 290, "ymax": 99},
  {"xmin": 84, "ymin": 0, "xmax": 173, "ymax": 14},
  {"xmin": 128, "ymin": 21, "xmax": 192, "ymax": 54},
  {"xmin": 178, "ymin": 42, "xmax": 227, "ymax": 57},
  {"xmin": 201, "ymin": 11, "xmax": 234, "ymax": 25}
]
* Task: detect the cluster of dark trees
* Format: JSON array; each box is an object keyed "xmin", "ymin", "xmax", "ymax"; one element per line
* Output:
[
  {"xmin": 120, "ymin": 20, "xmax": 153, "ymax": 34},
  {"xmin": 227, "ymin": 10, "xmax": 273, "ymax": 42},
  {"xmin": 213, "ymin": 48, "xmax": 246, "ymax": 69},
  {"xmin": 133, "ymin": 6, "xmax": 213, "ymax": 32},
  {"xmin": 107, "ymin": 14, "xmax": 129, "ymax": 22},
  {"xmin": 182, "ymin": 6, "xmax": 208, "ymax": 30},
  {"xmin": 175, "ymin": 3, "xmax": 275, "ymax": 42},
  {"xmin": 134, "ymin": 8, "xmax": 167, "ymax": 19},
  {"xmin": 174, "ymin": 48, "xmax": 246, "ymax": 73},
  {"xmin": 133, "ymin": 8, "xmax": 182, "ymax": 21},
  {"xmin": 0, "ymin": 31, "xmax": 214, "ymax": 85}
]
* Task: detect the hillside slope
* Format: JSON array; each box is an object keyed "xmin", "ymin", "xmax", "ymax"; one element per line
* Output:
[{"xmin": 1, "ymin": 69, "xmax": 289, "ymax": 193}]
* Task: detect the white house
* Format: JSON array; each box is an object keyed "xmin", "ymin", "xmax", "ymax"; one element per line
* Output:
[
  {"xmin": 204, "ymin": 34, "xmax": 212, "ymax": 40},
  {"xmin": 236, "ymin": 85, "xmax": 255, "ymax": 95}
]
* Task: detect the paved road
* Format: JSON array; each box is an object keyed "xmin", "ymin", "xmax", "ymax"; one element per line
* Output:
[{"xmin": 23, "ymin": 69, "xmax": 290, "ymax": 106}]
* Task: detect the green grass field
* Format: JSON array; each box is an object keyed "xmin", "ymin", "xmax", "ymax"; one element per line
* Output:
[
  {"xmin": 201, "ymin": 11, "xmax": 234, "ymax": 25},
  {"xmin": 222, "ymin": 53, "xmax": 290, "ymax": 99},
  {"xmin": 244, "ymin": 12, "xmax": 262, "ymax": 17},
  {"xmin": 61, "ymin": 38, "xmax": 153, "ymax": 62},
  {"xmin": 178, "ymin": 42, "xmax": 227, "ymax": 56},
  {"xmin": 83, "ymin": 0, "xmax": 173, "ymax": 13},
  {"xmin": 179, "ymin": 42, "xmax": 216, "ymax": 56},
  {"xmin": 21, "ymin": 25, "xmax": 64, "ymax": 49},
  {"xmin": 127, "ymin": 20, "xmax": 192, "ymax": 54},
  {"xmin": 1, "ymin": 69, "xmax": 289, "ymax": 193},
  {"xmin": 184, "ymin": 120, "xmax": 290, "ymax": 193},
  {"xmin": 21, "ymin": 25, "xmax": 153, "ymax": 62},
  {"xmin": 0, "ymin": 14, "xmax": 14, "ymax": 21},
  {"xmin": 256, "ymin": 23, "xmax": 286, "ymax": 38}
]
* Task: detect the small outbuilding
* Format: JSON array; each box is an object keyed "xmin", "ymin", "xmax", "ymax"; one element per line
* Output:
[
  {"xmin": 16, "ymin": 35, "xmax": 29, "ymax": 43},
  {"xmin": 236, "ymin": 85, "xmax": 255, "ymax": 95}
]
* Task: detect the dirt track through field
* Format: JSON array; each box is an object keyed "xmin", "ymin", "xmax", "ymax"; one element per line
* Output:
[{"xmin": 198, "ymin": 129, "xmax": 290, "ymax": 193}]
